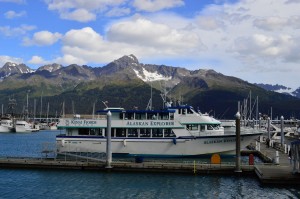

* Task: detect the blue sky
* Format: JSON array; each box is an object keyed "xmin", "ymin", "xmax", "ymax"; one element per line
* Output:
[{"xmin": 0, "ymin": 0, "xmax": 300, "ymax": 89}]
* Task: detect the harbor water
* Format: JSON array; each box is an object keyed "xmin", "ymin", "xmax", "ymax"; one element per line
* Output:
[{"xmin": 0, "ymin": 130, "xmax": 300, "ymax": 198}]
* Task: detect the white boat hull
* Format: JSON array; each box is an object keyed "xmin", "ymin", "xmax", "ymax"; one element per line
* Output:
[
  {"xmin": 56, "ymin": 133, "xmax": 260, "ymax": 156},
  {"xmin": 0, "ymin": 125, "xmax": 14, "ymax": 133},
  {"xmin": 15, "ymin": 121, "xmax": 39, "ymax": 133}
]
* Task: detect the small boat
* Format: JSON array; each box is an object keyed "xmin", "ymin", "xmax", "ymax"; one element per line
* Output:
[
  {"xmin": 56, "ymin": 103, "xmax": 262, "ymax": 157},
  {"xmin": 15, "ymin": 120, "xmax": 39, "ymax": 133},
  {"xmin": 0, "ymin": 116, "xmax": 14, "ymax": 133}
]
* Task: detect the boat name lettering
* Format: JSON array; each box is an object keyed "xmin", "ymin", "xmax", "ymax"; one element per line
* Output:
[
  {"xmin": 66, "ymin": 120, "xmax": 97, "ymax": 126},
  {"xmin": 204, "ymin": 138, "xmax": 236, "ymax": 144},
  {"xmin": 126, "ymin": 121, "xmax": 174, "ymax": 126}
]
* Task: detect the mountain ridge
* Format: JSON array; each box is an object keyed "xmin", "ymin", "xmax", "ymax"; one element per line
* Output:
[{"xmin": 0, "ymin": 54, "xmax": 299, "ymax": 119}]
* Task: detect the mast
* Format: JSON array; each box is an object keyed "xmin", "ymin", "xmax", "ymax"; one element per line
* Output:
[
  {"xmin": 62, "ymin": 101, "xmax": 65, "ymax": 118},
  {"xmin": 34, "ymin": 99, "xmax": 36, "ymax": 123},
  {"xmin": 249, "ymin": 90, "xmax": 252, "ymax": 120},
  {"xmin": 46, "ymin": 102, "xmax": 49, "ymax": 123},
  {"xmin": 92, "ymin": 101, "xmax": 95, "ymax": 119},
  {"xmin": 25, "ymin": 90, "xmax": 30, "ymax": 120},
  {"xmin": 40, "ymin": 91, "xmax": 43, "ymax": 120}
]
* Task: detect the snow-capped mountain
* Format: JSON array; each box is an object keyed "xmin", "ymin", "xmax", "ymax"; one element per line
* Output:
[
  {"xmin": 0, "ymin": 62, "xmax": 34, "ymax": 79},
  {"xmin": 254, "ymin": 83, "xmax": 300, "ymax": 98},
  {"xmin": 36, "ymin": 63, "xmax": 62, "ymax": 72}
]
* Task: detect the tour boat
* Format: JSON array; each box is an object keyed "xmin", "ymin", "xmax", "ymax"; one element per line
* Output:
[{"xmin": 56, "ymin": 103, "xmax": 262, "ymax": 157}]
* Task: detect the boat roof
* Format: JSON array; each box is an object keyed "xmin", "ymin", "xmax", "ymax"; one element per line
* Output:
[
  {"xmin": 97, "ymin": 108, "xmax": 175, "ymax": 114},
  {"xmin": 167, "ymin": 105, "xmax": 194, "ymax": 109}
]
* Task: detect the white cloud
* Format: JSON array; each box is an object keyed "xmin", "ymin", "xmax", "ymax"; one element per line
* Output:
[
  {"xmin": 23, "ymin": 30, "xmax": 62, "ymax": 46},
  {"xmin": 45, "ymin": 0, "xmax": 185, "ymax": 22},
  {"xmin": 253, "ymin": 17, "xmax": 288, "ymax": 31},
  {"xmin": 54, "ymin": 54, "xmax": 86, "ymax": 66},
  {"xmin": 0, "ymin": 55, "xmax": 23, "ymax": 67},
  {"xmin": 60, "ymin": 9, "xmax": 96, "ymax": 22},
  {"xmin": 105, "ymin": 7, "xmax": 131, "ymax": 17},
  {"xmin": 107, "ymin": 17, "xmax": 204, "ymax": 52},
  {"xmin": 45, "ymin": 0, "xmax": 126, "ymax": 22},
  {"xmin": 0, "ymin": 24, "xmax": 36, "ymax": 37},
  {"xmin": 28, "ymin": 56, "xmax": 50, "ymax": 65},
  {"xmin": 133, "ymin": 0, "xmax": 184, "ymax": 12},
  {"xmin": 36, "ymin": 0, "xmax": 300, "ymax": 88},
  {"xmin": 285, "ymin": 0, "xmax": 300, "ymax": 3},
  {"xmin": 4, "ymin": 10, "xmax": 26, "ymax": 19},
  {"xmin": 195, "ymin": 16, "xmax": 224, "ymax": 30}
]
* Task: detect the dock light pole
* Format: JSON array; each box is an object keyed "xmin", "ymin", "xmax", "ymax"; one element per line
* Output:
[
  {"xmin": 280, "ymin": 116, "xmax": 284, "ymax": 146},
  {"xmin": 106, "ymin": 111, "xmax": 112, "ymax": 168},
  {"xmin": 235, "ymin": 112, "xmax": 242, "ymax": 173}
]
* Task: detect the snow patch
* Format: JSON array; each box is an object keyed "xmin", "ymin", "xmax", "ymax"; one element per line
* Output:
[
  {"xmin": 133, "ymin": 68, "xmax": 172, "ymax": 82},
  {"xmin": 128, "ymin": 55, "xmax": 136, "ymax": 61},
  {"xmin": 275, "ymin": 88, "xmax": 296, "ymax": 96}
]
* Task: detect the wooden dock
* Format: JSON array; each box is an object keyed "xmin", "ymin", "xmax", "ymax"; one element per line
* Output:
[
  {"xmin": 0, "ymin": 157, "xmax": 254, "ymax": 174},
  {"xmin": 252, "ymin": 136, "xmax": 300, "ymax": 185}
]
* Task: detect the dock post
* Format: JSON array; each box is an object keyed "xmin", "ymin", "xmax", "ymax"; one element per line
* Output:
[
  {"xmin": 280, "ymin": 116, "xmax": 284, "ymax": 146},
  {"xmin": 106, "ymin": 111, "xmax": 112, "ymax": 168},
  {"xmin": 267, "ymin": 117, "xmax": 270, "ymax": 140},
  {"xmin": 275, "ymin": 151, "xmax": 279, "ymax": 164},
  {"xmin": 235, "ymin": 112, "xmax": 242, "ymax": 173}
]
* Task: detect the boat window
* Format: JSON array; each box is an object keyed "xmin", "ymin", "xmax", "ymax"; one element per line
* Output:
[
  {"xmin": 119, "ymin": 113, "xmax": 124, "ymax": 120},
  {"xmin": 207, "ymin": 125, "xmax": 213, "ymax": 130},
  {"xmin": 147, "ymin": 113, "xmax": 157, "ymax": 120},
  {"xmin": 78, "ymin": 128, "xmax": 102, "ymax": 136},
  {"xmin": 164, "ymin": 129, "xmax": 175, "ymax": 137},
  {"xmin": 125, "ymin": 112, "xmax": 134, "ymax": 120},
  {"xmin": 178, "ymin": 109, "xmax": 182, "ymax": 114},
  {"xmin": 152, "ymin": 128, "xmax": 163, "ymax": 137},
  {"xmin": 212, "ymin": 124, "xmax": 220, "ymax": 130},
  {"xmin": 134, "ymin": 113, "xmax": 141, "ymax": 120},
  {"xmin": 89, "ymin": 128, "xmax": 102, "ymax": 136},
  {"xmin": 182, "ymin": 109, "xmax": 186, "ymax": 115},
  {"xmin": 116, "ymin": 128, "xmax": 126, "ymax": 137},
  {"xmin": 140, "ymin": 128, "xmax": 151, "ymax": 137},
  {"xmin": 200, "ymin": 125, "xmax": 205, "ymax": 131},
  {"xmin": 159, "ymin": 112, "xmax": 169, "ymax": 120},
  {"xmin": 186, "ymin": 124, "xmax": 198, "ymax": 130},
  {"xmin": 187, "ymin": 108, "xmax": 194, "ymax": 114},
  {"xmin": 79, "ymin": 128, "xmax": 89, "ymax": 135},
  {"xmin": 170, "ymin": 113, "xmax": 174, "ymax": 120},
  {"xmin": 128, "ymin": 128, "xmax": 138, "ymax": 137}
]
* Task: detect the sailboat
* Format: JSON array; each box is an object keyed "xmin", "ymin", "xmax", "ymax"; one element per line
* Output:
[{"xmin": 15, "ymin": 92, "xmax": 39, "ymax": 133}]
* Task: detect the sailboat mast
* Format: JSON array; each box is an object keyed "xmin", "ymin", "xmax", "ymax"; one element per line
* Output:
[
  {"xmin": 249, "ymin": 90, "xmax": 252, "ymax": 120},
  {"xmin": 40, "ymin": 91, "xmax": 43, "ymax": 120}
]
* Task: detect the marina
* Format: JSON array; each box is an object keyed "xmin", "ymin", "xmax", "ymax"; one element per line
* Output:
[
  {"xmin": 0, "ymin": 120, "xmax": 300, "ymax": 198},
  {"xmin": 0, "ymin": 129, "xmax": 300, "ymax": 185},
  {"xmin": 1, "ymin": 96, "xmax": 300, "ymax": 198}
]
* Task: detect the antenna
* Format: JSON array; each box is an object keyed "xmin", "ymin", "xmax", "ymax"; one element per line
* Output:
[{"xmin": 102, "ymin": 101, "xmax": 108, "ymax": 108}]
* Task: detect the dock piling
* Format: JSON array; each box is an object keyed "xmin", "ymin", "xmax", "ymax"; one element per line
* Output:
[
  {"xmin": 235, "ymin": 112, "xmax": 242, "ymax": 173},
  {"xmin": 275, "ymin": 151, "xmax": 279, "ymax": 164},
  {"xmin": 106, "ymin": 111, "xmax": 112, "ymax": 168},
  {"xmin": 280, "ymin": 116, "xmax": 284, "ymax": 146}
]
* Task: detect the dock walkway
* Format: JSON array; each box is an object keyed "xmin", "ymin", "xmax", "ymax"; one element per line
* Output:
[{"xmin": 253, "ymin": 136, "xmax": 300, "ymax": 184}]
